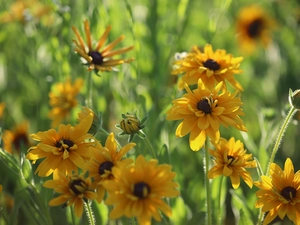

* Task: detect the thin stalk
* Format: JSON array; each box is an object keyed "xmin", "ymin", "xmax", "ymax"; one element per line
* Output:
[
  {"xmin": 131, "ymin": 217, "xmax": 137, "ymax": 225},
  {"xmin": 86, "ymin": 72, "xmax": 93, "ymax": 108},
  {"xmin": 204, "ymin": 140, "xmax": 212, "ymax": 225},
  {"xmin": 217, "ymin": 176, "xmax": 224, "ymax": 225},
  {"xmin": 84, "ymin": 201, "xmax": 96, "ymax": 225},
  {"xmin": 266, "ymin": 106, "xmax": 296, "ymax": 175},
  {"xmin": 144, "ymin": 136, "xmax": 157, "ymax": 158},
  {"xmin": 70, "ymin": 206, "xmax": 76, "ymax": 225}
]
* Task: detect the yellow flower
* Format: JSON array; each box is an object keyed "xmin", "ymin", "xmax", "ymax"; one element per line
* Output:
[
  {"xmin": 3, "ymin": 121, "xmax": 31, "ymax": 154},
  {"xmin": 72, "ymin": 20, "xmax": 134, "ymax": 73},
  {"xmin": 172, "ymin": 44, "xmax": 243, "ymax": 91},
  {"xmin": 102, "ymin": 155, "xmax": 179, "ymax": 225},
  {"xmin": 166, "ymin": 79, "xmax": 247, "ymax": 151},
  {"xmin": 26, "ymin": 113, "xmax": 96, "ymax": 179},
  {"xmin": 254, "ymin": 158, "xmax": 300, "ymax": 225},
  {"xmin": 0, "ymin": 102, "xmax": 5, "ymax": 119},
  {"xmin": 236, "ymin": 5, "xmax": 275, "ymax": 54},
  {"xmin": 77, "ymin": 106, "xmax": 101, "ymax": 134},
  {"xmin": 207, "ymin": 137, "xmax": 256, "ymax": 189},
  {"xmin": 0, "ymin": 0, "xmax": 52, "ymax": 24},
  {"xmin": 43, "ymin": 173, "xmax": 98, "ymax": 218},
  {"xmin": 84, "ymin": 133, "xmax": 135, "ymax": 203},
  {"xmin": 48, "ymin": 78, "xmax": 84, "ymax": 128}
]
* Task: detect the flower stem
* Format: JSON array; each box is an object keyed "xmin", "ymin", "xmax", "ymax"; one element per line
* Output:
[
  {"xmin": 217, "ymin": 176, "xmax": 224, "ymax": 225},
  {"xmin": 84, "ymin": 201, "xmax": 96, "ymax": 225},
  {"xmin": 266, "ymin": 106, "xmax": 297, "ymax": 175},
  {"xmin": 86, "ymin": 72, "xmax": 93, "ymax": 108},
  {"xmin": 144, "ymin": 136, "xmax": 157, "ymax": 158},
  {"xmin": 204, "ymin": 140, "xmax": 212, "ymax": 225}
]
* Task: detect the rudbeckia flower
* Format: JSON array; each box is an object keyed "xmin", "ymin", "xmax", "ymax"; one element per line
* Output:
[
  {"xmin": 72, "ymin": 20, "xmax": 134, "ymax": 73},
  {"xmin": 172, "ymin": 44, "xmax": 243, "ymax": 91},
  {"xmin": 102, "ymin": 155, "xmax": 179, "ymax": 225},
  {"xmin": 166, "ymin": 79, "xmax": 247, "ymax": 151},
  {"xmin": 84, "ymin": 133, "xmax": 135, "ymax": 203},
  {"xmin": 48, "ymin": 78, "xmax": 84, "ymax": 128},
  {"xmin": 255, "ymin": 158, "xmax": 300, "ymax": 225},
  {"xmin": 43, "ymin": 173, "xmax": 98, "ymax": 218},
  {"xmin": 207, "ymin": 137, "xmax": 256, "ymax": 189},
  {"xmin": 3, "ymin": 121, "xmax": 31, "ymax": 154},
  {"xmin": 26, "ymin": 113, "xmax": 96, "ymax": 179},
  {"xmin": 236, "ymin": 5, "xmax": 275, "ymax": 53}
]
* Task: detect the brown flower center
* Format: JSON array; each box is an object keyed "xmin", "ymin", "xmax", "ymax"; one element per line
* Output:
[
  {"xmin": 227, "ymin": 156, "xmax": 235, "ymax": 166},
  {"xmin": 99, "ymin": 161, "xmax": 114, "ymax": 175},
  {"xmin": 197, "ymin": 98, "xmax": 212, "ymax": 114},
  {"xmin": 281, "ymin": 186, "xmax": 297, "ymax": 201},
  {"xmin": 56, "ymin": 139, "xmax": 74, "ymax": 151},
  {"xmin": 247, "ymin": 18, "xmax": 264, "ymax": 38},
  {"xmin": 13, "ymin": 133, "xmax": 30, "ymax": 151},
  {"xmin": 133, "ymin": 182, "xmax": 151, "ymax": 198},
  {"xmin": 70, "ymin": 179, "xmax": 87, "ymax": 195},
  {"xmin": 203, "ymin": 59, "xmax": 220, "ymax": 71},
  {"xmin": 88, "ymin": 51, "xmax": 104, "ymax": 65}
]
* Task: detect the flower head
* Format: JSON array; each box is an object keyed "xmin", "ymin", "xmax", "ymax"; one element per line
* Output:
[
  {"xmin": 207, "ymin": 137, "xmax": 256, "ymax": 189},
  {"xmin": 166, "ymin": 79, "xmax": 247, "ymax": 151},
  {"xmin": 72, "ymin": 20, "xmax": 134, "ymax": 73},
  {"xmin": 48, "ymin": 78, "xmax": 84, "ymax": 128},
  {"xmin": 116, "ymin": 112, "xmax": 148, "ymax": 142},
  {"xmin": 3, "ymin": 121, "xmax": 31, "ymax": 154},
  {"xmin": 236, "ymin": 5, "xmax": 275, "ymax": 53},
  {"xmin": 43, "ymin": 172, "xmax": 98, "ymax": 218},
  {"xmin": 84, "ymin": 133, "xmax": 135, "ymax": 203},
  {"xmin": 172, "ymin": 44, "xmax": 243, "ymax": 91},
  {"xmin": 26, "ymin": 114, "xmax": 96, "ymax": 179},
  {"xmin": 255, "ymin": 158, "xmax": 300, "ymax": 224},
  {"xmin": 102, "ymin": 155, "xmax": 179, "ymax": 225}
]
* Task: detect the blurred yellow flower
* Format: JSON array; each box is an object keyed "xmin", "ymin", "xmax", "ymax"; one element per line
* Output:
[
  {"xmin": 0, "ymin": 102, "xmax": 5, "ymax": 119},
  {"xmin": 166, "ymin": 79, "xmax": 247, "ymax": 151},
  {"xmin": 48, "ymin": 78, "xmax": 84, "ymax": 128},
  {"xmin": 172, "ymin": 44, "xmax": 243, "ymax": 91},
  {"xmin": 26, "ymin": 113, "xmax": 96, "ymax": 180},
  {"xmin": 72, "ymin": 20, "xmax": 134, "ymax": 73},
  {"xmin": 102, "ymin": 155, "xmax": 179, "ymax": 225},
  {"xmin": 207, "ymin": 137, "xmax": 256, "ymax": 189},
  {"xmin": 0, "ymin": 0, "xmax": 52, "ymax": 24},
  {"xmin": 3, "ymin": 121, "xmax": 31, "ymax": 154},
  {"xmin": 84, "ymin": 133, "xmax": 135, "ymax": 203},
  {"xmin": 236, "ymin": 5, "xmax": 275, "ymax": 53},
  {"xmin": 43, "ymin": 173, "xmax": 98, "ymax": 218},
  {"xmin": 255, "ymin": 158, "xmax": 300, "ymax": 225}
]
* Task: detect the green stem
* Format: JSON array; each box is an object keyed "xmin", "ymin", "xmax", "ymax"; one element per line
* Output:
[
  {"xmin": 70, "ymin": 206, "xmax": 76, "ymax": 225},
  {"xmin": 144, "ymin": 136, "xmax": 157, "ymax": 158},
  {"xmin": 131, "ymin": 217, "xmax": 137, "ymax": 225},
  {"xmin": 266, "ymin": 106, "xmax": 296, "ymax": 175},
  {"xmin": 84, "ymin": 201, "xmax": 96, "ymax": 225},
  {"xmin": 217, "ymin": 176, "xmax": 224, "ymax": 225},
  {"xmin": 86, "ymin": 72, "xmax": 93, "ymax": 108},
  {"xmin": 204, "ymin": 140, "xmax": 212, "ymax": 225}
]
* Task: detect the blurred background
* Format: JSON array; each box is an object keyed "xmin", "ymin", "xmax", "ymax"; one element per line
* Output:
[{"xmin": 0, "ymin": 0, "xmax": 300, "ymax": 224}]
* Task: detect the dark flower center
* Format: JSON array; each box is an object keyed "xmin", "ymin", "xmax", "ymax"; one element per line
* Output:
[
  {"xmin": 197, "ymin": 99, "xmax": 212, "ymax": 114},
  {"xmin": 88, "ymin": 51, "xmax": 104, "ymax": 65},
  {"xmin": 203, "ymin": 59, "xmax": 220, "ymax": 71},
  {"xmin": 281, "ymin": 186, "xmax": 297, "ymax": 201},
  {"xmin": 133, "ymin": 182, "xmax": 151, "ymax": 199},
  {"xmin": 13, "ymin": 133, "xmax": 30, "ymax": 151},
  {"xmin": 247, "ymin": 18, "xmax": 264, "ymax": 38},
  {"xmin": 99, "ymin": 161, "xmax": 114, "ymax": 175},
  {"xmin": 70, "ymin": 179, "xmax": 86, "ymax": 195},
  {"xmin": 56, "ymin": 139, "xmax": 74, "ymax": 151},
  {"xmin": 227, "ymin": 156, "xmax": 235, "ymax": 166}
]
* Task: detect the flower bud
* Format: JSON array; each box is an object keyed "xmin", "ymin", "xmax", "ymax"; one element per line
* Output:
[{"xmin": 289, "ymin": 89, "xmax": 300, "ymax": 110}]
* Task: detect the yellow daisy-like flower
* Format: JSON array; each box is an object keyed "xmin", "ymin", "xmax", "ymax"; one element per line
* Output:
[
  {"xmin": 72, "ymin": 20, "xmax": 134, "ymax": 73},
  {"xmin": 84, "ymin": 132, "xmax": 135, "ymax": 203},
  {"xmin": 207, "ymin": 137, "xmax": 256, "ymax": 189},
  {"xmin": 43, "ymin": 173, "xmax": 98, "ymax": 218},
  {"xmin": 48, "ymin": 78, "xmax": 84, "ymax": 128},
  {"xmin": 0, "ymin": 0, "xmax": 52, "ymax": 24},
  {"xmin": 254, "ymin": 158, "xmax": 300, "ymax": 225},
  {"xmin": 26, "ymin": 113, "xmax": 96, "ymax": 180},
  {"xmin": 166, "ymin": 79, "xmax": 247, "ymax": 151},
  {"xmin": 236, "ymin": 5, "xmax": 275, "ymax": 54},
  {"xmin": 2, "ymin": 121, "xmax": 31, "ymax": 154},
  {"xmin": 102, "ymin": 155, "xmax": 179, "ymax": 225},
  {"xmin": 172, "ymin": 44, "xmax": 244, "ymax": 91}
]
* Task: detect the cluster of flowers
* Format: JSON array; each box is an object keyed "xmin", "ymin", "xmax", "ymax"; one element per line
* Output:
[{"xmin": 23, "ymin": 20, "xmax": 179, "ymax": 225}]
